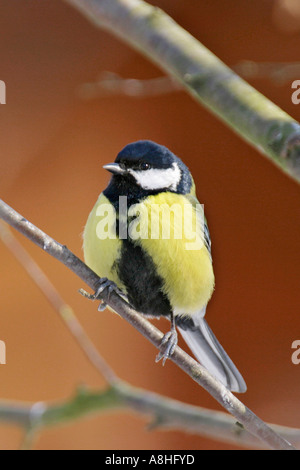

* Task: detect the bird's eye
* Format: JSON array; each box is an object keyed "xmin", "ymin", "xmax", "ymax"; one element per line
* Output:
[{"xmin": 140, "ymin": 162, "xmax": 151, "ymax": 170}]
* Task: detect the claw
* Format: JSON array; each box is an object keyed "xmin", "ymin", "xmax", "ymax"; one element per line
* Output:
[
  {"xmin": 155, "ymin": 329, "xmax": 178, "ymax": 366},
  {"xmin": 79, "ymin": 278, "xmax": 124, "ymax": 311},
  {"xmin": 97, "ymin": 301, "xmax": 108, "ymax": 312}
]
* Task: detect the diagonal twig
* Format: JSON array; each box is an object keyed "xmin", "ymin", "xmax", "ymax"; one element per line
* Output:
[
  {"xmin": 2, "ymin": 220, "xmax": 300, "ymax": 450},
  {"xmin": 0, "ymin": 220, "xmax": 117, "ymax": 385},
  {"xmin": 0, "ymin": 199, "xmax": 296, "ymax": 450},
  {"xmin": 64, "ymin": 0, "xmax": 300, "ymax": 184}
]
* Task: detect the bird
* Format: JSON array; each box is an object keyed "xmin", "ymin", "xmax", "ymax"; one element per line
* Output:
[{"xmin": 83, "ymin": 140, "xmax": 247, "ymax": 393}]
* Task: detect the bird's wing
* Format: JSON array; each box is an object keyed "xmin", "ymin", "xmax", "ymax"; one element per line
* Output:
[{"xmin": 185, "ymin": 194, "xmax": 212, "ymax": 258}]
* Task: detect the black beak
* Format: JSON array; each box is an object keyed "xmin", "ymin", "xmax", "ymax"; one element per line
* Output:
[{"xmin": 103, "ymin": 163, "xmax": 126, "ymax": 175}]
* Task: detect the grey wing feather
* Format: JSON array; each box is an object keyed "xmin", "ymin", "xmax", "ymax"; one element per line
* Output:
[
  {"xmin": 204, "ymin": 219, "xmax": 212, "ymax": 258},
  {"xmin": 185, "ymin": 194, "xmax": 212, "ymax": 258}
]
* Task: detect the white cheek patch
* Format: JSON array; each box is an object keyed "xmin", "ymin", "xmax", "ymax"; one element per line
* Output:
[{"xmin": 129, "ymin": 163, "xmax": 181, "ymax": 191}]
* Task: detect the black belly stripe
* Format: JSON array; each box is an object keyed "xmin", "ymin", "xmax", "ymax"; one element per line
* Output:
[
  {"xmin": 116, "ymin": 238, "xmax": 172, "ymax": 318},
  {"xmin": 104, "ymin": 180, "xmax": 173, "ymax": 318}
]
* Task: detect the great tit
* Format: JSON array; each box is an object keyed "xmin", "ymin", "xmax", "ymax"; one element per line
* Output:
[{"xmin": 83, "ymin": 140, "xmax": 246, "ymax": 393}]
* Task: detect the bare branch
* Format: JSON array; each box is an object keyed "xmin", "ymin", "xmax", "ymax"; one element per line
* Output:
[
  {"xmin": 0, "ymin": 199, "xmax": 296, "ymax": 450},
  {"xmin": 64, "ymin": 0, "xmax": 300, "ymax": 184},
  {"xmin": 0, "ymin": 383, "xmax": 300, "ymax": 449},
  {"xmin": 4, "ymin": 219, "xmax": 298, "ymax": 450}
]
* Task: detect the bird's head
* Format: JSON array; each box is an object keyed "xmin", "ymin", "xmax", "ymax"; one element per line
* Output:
[{"xmin": 103, "ymin": 140, "xmax": 193, "ymax": 195}]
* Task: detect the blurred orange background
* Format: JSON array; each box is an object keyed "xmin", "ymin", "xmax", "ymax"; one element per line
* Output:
[{"xmin": 0, "ymin": 0, "xmax": 300, "ymax": 450}]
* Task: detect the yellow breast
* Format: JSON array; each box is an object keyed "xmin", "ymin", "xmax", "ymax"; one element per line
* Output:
[
  {"xmin": 132, "ymin": 192, "xmax": 215, "ymax": 314},
  {"xmin": 83, "ymin": 193, "xmax": 124, "ymax": 289},
  {"xmin": 83, "ymin": 192, "xmax": 215, "ymax": 315}
]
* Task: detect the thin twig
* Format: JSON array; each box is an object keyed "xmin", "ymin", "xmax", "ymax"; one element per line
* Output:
[
  {"xmin": 78, "ymin": 72, "xmax": 181, "ymax": 98},
  {"xmin": 0, "ymin": 199, "xmax": 296, "ymax": 450},
  {"xmin": 0, "ymin": 221, "xmax": 117, "ymax": 385},
  {"xmin": 78, "ymin": 62, "xmax": 300, "ymax": 101},
  {"xmin": 64, "ymin": 0, "xmax": 300, "ymax": 184},
  {"xmin": 3, "ymin": 219, "xmax": 299, "ymax": 450},
  {"xmin": 0, "ymin": 382, "xmax": 300, "ymax": 449},
  {"xmin": 234, "ymin": 61, "xmax": 300, "ymax": 84}
]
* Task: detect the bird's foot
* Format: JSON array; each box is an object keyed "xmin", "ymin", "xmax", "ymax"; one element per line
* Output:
[
  {"xmin": 155, "ymin": 329, "xmax": 178, "ymax": 366},
  {"xmin": 79, "ymin": 278, "xmax": 123, "ymax": 311}
]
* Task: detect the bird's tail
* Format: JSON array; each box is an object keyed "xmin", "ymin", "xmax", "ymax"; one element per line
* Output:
[{"xmin": 176, "ymin": 310, "xmax": 247, "ymax": 393}]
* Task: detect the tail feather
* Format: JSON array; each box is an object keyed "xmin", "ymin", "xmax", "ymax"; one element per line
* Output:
[{"xmin": 177, "ymin": 311, "xmax": 247, "ymax": 393}]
